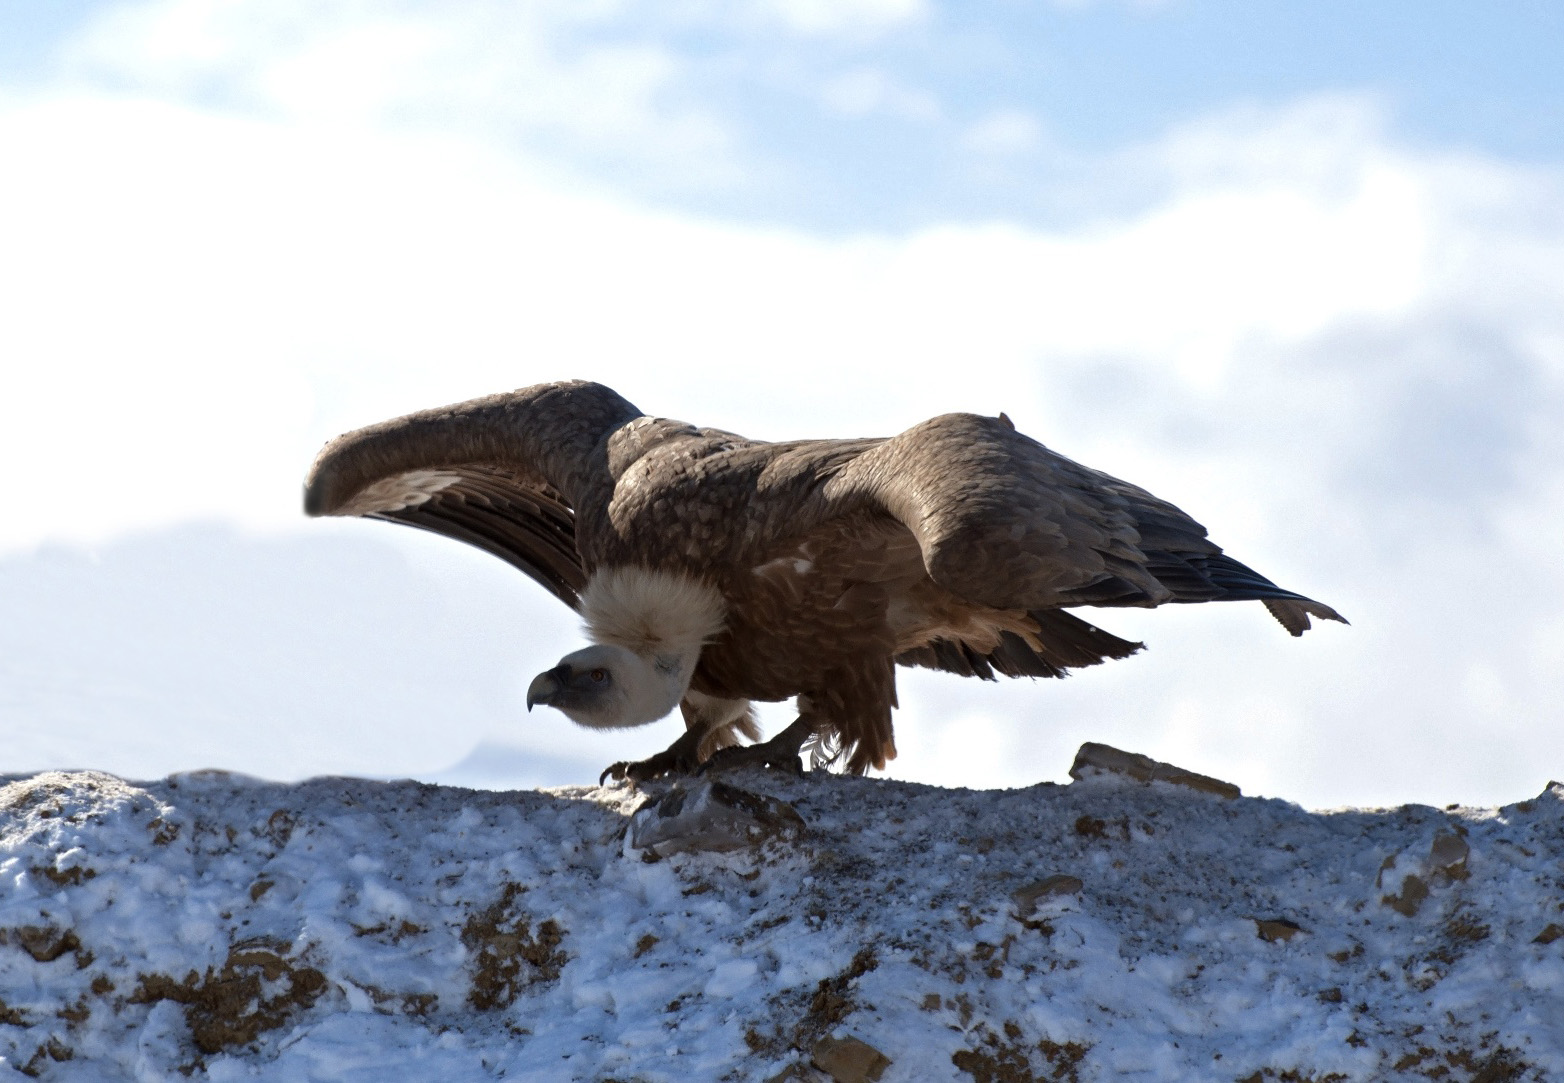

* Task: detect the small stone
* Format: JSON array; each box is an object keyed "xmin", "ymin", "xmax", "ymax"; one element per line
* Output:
[
  {"xmin": 1068, "ymin": 743, "xmax": 1240, "ymax": 800},
  {"xmin": 627, "ymin": 781, "xmax": 805, "ymax": 857},
  {"xmin": 1428, "ymin": 831, "xmax": 1470, "ymax": 881},
  {"xmin": 1254, "ymin": 918, "xmax": 1306, "ymax": 942},
  {"xmin": 1382, "ymin": 874, "xmax": 1430, "ymax": 917},
  {"xmin": 1012, "ymin": 876, "xmax": 1084, "ymax": 917},
  {"xmin": 812, "ymin": 1035, "xmax": 892, "ymax": 1083},
  {"xmin": 1534, "ymin": 924, "xmax": 1563, "ymax": 945}
]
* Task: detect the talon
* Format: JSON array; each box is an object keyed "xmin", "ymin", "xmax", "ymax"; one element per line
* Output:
[{"xmin": 598, "ymin": 742, "xmax": 701, "ymax": 787}]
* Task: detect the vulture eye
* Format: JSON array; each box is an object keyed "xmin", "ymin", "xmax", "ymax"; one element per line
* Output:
[{"xmin": 589, "ymin": 668, "xmax": 609, "ymax": 683}]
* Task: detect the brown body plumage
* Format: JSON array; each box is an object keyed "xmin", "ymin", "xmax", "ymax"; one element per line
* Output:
[{"xmin": 304, "ymin": 380, "xmax": 1344, "ymax": 777}]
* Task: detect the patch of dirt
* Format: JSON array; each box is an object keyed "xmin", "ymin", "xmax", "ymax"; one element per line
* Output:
[
  {"xmin": 0, "ymin": 779, "xmax": 65, "ymax": 814},
  {"xmin": 1445, "ymin": 915, "xmax": 1491, "ymax": 944},
  {"xmin": 361, "ymin": 984, "xmax": 438, "ymax": 1017},
  {"xmin": 951, "ymin": 1022, "xmax": 1089, "ymax": 1083},
  {"xmin": 261, "ymin": 809, "xmax": 296, "ymax": 850},
  {"xmin": 800, "ymin": 948, "xmax": 878, "ymax": 1037},
  {"xmin": 1391, "ymin": 1046, "xmax": 1531, "ymax": 1083},
  {"xmin": 57, "ymin": 998, "xmax": 89, "ymax": 1025},
  {"xmin": 146, "ymin": 818, "xmax": 181, "ymax": 846},
  {"xmin": 30, "ymin": 865, "xmax": 97, "ymax": 889},
  {"xmin": 352, "ymin": 920, "xmax": 426, "ymax": 944},
  {"xmin": 461, "ymin": 883, "xmax": 567, "ymax": 1011},
  {"xmin": 0, "ymin": 997, "xmax": 29, "ymax": 1026},
  {"xmin": 1072, "ymin": 816, "xmax": 1108, "ymax": 840},
  {"xmin": 129, "ymin": 940, "xmax": 328, "ymax": 1054},
  {"xmin": 17, "ymin": 1037, "xmax": 72, "ymax": 1077}
]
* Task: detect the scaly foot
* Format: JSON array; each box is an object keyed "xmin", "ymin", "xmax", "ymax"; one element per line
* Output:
[{"xmin": 698, "ymin": 717, "xmax": 814, "ymax": 777}]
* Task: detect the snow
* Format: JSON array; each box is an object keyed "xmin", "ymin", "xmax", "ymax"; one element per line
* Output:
[{"xmin": 1, "ymin": 757, "xmax": 1560, "ymax": 1081}]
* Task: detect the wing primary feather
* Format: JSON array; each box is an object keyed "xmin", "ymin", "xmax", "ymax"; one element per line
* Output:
[{"xmin": 378, "ymin": 485, "xmax": 586, "ymax": 608}]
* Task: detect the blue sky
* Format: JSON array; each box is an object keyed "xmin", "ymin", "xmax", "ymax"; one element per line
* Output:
[
  {"xmin": 5, "ymin": 0, "xmax": 1561, "ymax": 232},
  {"xmin": 2, "ymin": 0, "xmax": 1561, "ymax": 806}
]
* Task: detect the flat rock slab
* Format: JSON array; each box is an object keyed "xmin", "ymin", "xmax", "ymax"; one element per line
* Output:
[
  {"xmin": 1, "ymin": 764, "xmax": 1561, "ymax": 1081},
  {"xmin": 627, "ymin": 779, "xmax": 806, "ymax": 857},
  {"xmin": 813, "ymin": 1034, "xmax": 892, "ymax": 1082},
  {"xmin": 1069, "ymin": 741, "xmax": 1242, "ymax": 799}
]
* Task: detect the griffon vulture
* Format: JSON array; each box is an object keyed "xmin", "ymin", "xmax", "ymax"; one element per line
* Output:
[{"xmin": 304, "ymin": 380, "xmax": 1344, "ymax": 782}]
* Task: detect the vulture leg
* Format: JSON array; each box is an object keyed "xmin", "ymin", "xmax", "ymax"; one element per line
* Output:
[
  {"xmin": 698, "ymin": 716, "xmax": 814, "ymax": 777},
  {"xmin": 700, "ymin": 662, "xmax": 896, "ymax": 776},
  {"xmin": 600, "ymin": 693, "xmax": 760, "ymax": 786}
]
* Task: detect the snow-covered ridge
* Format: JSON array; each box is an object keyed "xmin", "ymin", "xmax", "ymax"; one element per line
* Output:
[{"xmin": 0, "ymin": 752, "xmax": 1560, "ymax": 1081}]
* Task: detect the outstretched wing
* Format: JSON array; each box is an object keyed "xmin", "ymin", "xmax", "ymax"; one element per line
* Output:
[
  {"xmin": 819, "ymin": 412, "xmax": 1345, "ymax": 635},
  {"xmin": 303, "ymin": 380, "xmax": 642, "ymax": 609}
]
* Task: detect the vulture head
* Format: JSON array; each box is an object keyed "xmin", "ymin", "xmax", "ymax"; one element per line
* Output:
[
  {"xmin": 525, "ymin": 566, "xmax": 727, "ymax": 730},
  {"xmin": 525, "ymin": 643, "xmax": 692, "ymax": 730}
]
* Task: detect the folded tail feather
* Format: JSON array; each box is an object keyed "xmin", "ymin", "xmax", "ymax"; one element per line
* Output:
[{"xmin": 896, "ymin": 609, "xmax": 1143, "ymax": 681}]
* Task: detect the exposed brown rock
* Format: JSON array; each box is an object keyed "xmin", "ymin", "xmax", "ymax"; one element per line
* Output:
[
  {"xmin": 812, "ymin": 1035, "xmax": 891, "ymax": 1083},
  {"xmin": 12, "ymin": 927, "xmax": 81, "ymax": 964},
  {"xmin": 1012, "ymin": 876, "xmax": 1083, "ymax": 918},
  {"xmin": 1382, "ymin": 874, "xmax": 1430, "ymax": 917},
  {"xmin": 1428, "ymin": 831, "xmax": 1470, "ymax": 881},
  {"xmin": 1068, "ymin": 743, "xmax": 1240, "ymax": 800},
  {"xmin": 1254, "ymin": 918, "xmax": 1305, "ymax": 943},
  {"xmin": 1534, "ymin": 924, "xmax": 1563, "ymax": 945}
]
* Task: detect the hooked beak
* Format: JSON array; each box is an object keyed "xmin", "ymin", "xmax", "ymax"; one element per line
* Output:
[{"xmin": 526, "ymin": 666, "xmax": 566, "ymax": 712}]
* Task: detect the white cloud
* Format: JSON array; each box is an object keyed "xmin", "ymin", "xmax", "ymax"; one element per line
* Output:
[
  {"xmin": 819, "ymin": 67, "xmax": 939, "ymax": 120},
  {"xmin": 756, "ymin": 0, "xmax": 928, "ymax": 36},
  {"xmin": 1047, "ymin": 0, "xmax": 1174, "ymax": 10},
  {"xmin": 61, "ymin": 0, "xmax": 740, "ymax": 188},
  {"xmin": 0, "ymin": 91, "xmax": 1450, "ymax": 552},
  {"xmin": 962, "ymin": 109, "xmax": 1043, "ymax": 154}
]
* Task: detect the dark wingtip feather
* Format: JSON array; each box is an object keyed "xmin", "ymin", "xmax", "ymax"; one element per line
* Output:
[{"xmin": 1264, "ymin": 598, "xmax": 1349, "ymax": 637}]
